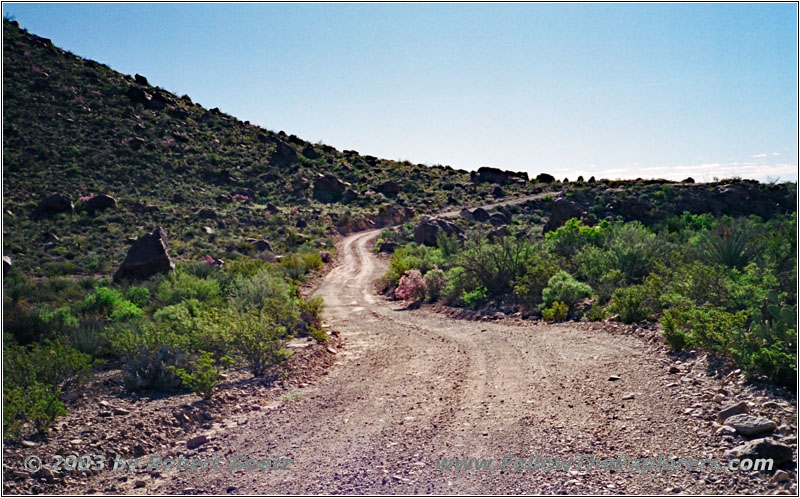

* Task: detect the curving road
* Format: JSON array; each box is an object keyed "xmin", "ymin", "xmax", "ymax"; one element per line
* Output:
[{"xmin": 163, "ymin": 229, "xmax": 776, "ymax": 495}]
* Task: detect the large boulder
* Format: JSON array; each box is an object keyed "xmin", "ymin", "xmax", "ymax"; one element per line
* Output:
[
  {"xmin": 470, "ymin": 167, "xmax": 528, "ymax": 185},
  {"xmin": 313, "ymin": 174, "xmax": 350, "ymax": 203},
  {"xmin": 372, "ymin": 205, "xmax": 408, "ymax": 227},
  {"xmin": 113, "ymin": 227, "xmax": 175, "ymax": 283},
  {"xmin": 376, "ymin": 180, "xmax": 401, "ymax": 195},
  {"xmin": 535, "ymin": 173, "xmax": 556, "ymax": 184},
  {"xmin": 125, "ymin": 86, "xmax": 151, "ymax": 106},
  {"xmin": 543, "ymin": 198, "xmax": 588, "ymax": 234},
  {"xmin": 469, "ymin": 207, "xmax": 490, "ymax": 222},
  {"xmin": 86, "ymin": 194, "xmax": 117, "ymax": 211},
  {"xmin": 37, "ymin": 193, "xmax": 73, "ymax": 216},
  {"xmin": 413, "ymin": 216, "xmax": 464, "ymax": 246}
]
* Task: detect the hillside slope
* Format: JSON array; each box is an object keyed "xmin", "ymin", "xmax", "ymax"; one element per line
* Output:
[{"xmin": 2, "ymin": 19, "xmax": 534, "ymax": 277}]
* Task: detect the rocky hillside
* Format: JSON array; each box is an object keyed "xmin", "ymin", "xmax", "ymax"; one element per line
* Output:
[{"xmin": 2, "ymin": 19, "xmax": 536, "ymax": 277}]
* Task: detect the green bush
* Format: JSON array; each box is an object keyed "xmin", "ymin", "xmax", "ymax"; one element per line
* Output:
[
  {"xmin": 462, "ymin": 286, "xmax": 487, "ymax": 310},
  {"xmin": 541, "ymin": 271, "xmax": 593, "ymax": 309},
  {"xmin": 441, "ymin": 266, "xmax": 475, "ymax": 306},
  {"xmin": 232, "ymin": 312, "xmax": 290, "ymax": 377},
  {"xmin": 541, "ymin": 301, "xmax": 568, "ymax": 321},
  {"xmin": 513, "ymin": 250, "xmax": 559, "ymax": 311},
  {"xmin": 545, "ymin": 218, "xmax": 607, "ymax": 258},
  {"xmin": 741, "ymin": 292, "xmax": 797, "ymax": 387},
  {"xmin": 278, "ymin": 250, "xmax": 323, "ymax": 281},
  {"xmin": 228, "ymin": 268, "xmax": 300, "ymax": 333},
  {"xmin": 3, "ymin": 337, "xmax": 94, "ymax": 439},
  {"xmin": 155, "ymin": 269, "xmax": 221, "ymax": 306},
  {"xmin": 171, "ymin": 351, "xmax": 231, "ymax": 400},
  {"xmin": 661, "ymin": 305, "xmax": 748, "ymax": 354},
  {"xmin": 81, "ymin": 286, "xmax": 143, "ymax": 322},
  {"xmin": 608, "ymin": 285, "xmax": 655, "ymax": 324},
  {"xmin": 4, "ymin": 383, "xmax": 67, "ymax": 440},
  {"xmin": 460, "ymin": 237, "xmax": 530, "ymax": 296}
]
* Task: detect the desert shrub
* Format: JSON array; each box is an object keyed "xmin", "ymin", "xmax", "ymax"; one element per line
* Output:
[
  {"xmin": 3, "ymin": 337, "xmax": 94, "ymax": 439},
  {"xmin": 541, "ymin": 271, "xmax": 593, "ymax": 309},
  {"xmin": 605, "ymin": 222, "xmax": 662, "ymax": 284},
  {"xmin": 460, "ymin": 237, "xmax": 530, "ymax": 296},
  {"xmin": 4, "ymin": 383, "xmax": 67, "ymax": 440},
  {"xmin": 125, "ymin": 286, "xmax": 151, "ymax": 308},
  {"xmin": 81, "ymin": 287, "xmax": 143, "ymax": 322},
  {"xmin": 121, "ymin": 345, "xmax": 188, "ymax": 392},
  {"xmin": 171, "ymin": 351, "xmax": 231, "ymax": 400},
  {"xmin": 664, "ymin": 212, "xmax": 716, "ymax": 233},
  {"xmin": 436, "ymin": 231, "xmax": 461, "ymax": 259},
  {"xmin": 155, "ymin": 269, "xmax": 221, "ymax": 306},
  {"xmin": 232, "ymin": 312, "xmax": 290, "ymax": 377},
  {"xmin": 607, "ymin": 285, "xmax": 654, "ymax": 324},
  {"xmin": 462, "ymin": 286, "xmax": 487, "ymax": 310},
  {"xmin": 423, "ymin": 267, "xmax": 446, "ymax": 303},
  {"xmin": 541, "ymin": 301, "xmax": 568, "ymax": 321},
  {"xmin": 661, "ymin": 305, "xmax": 748, "ymax": 354},
  {"xmin": 228, "ymin": 269, "xmax": 300, "ymax": 332},
  {"xmin": 396, "ymin": 269, "xmax": 425, "ymax": 301},
  {"xmin": 441, "ymin": 266, "xmax": 475, "ymax": 306},
  {"xmin": 513, "ymin": 250, "xmax": 559, "ymax": 311},
  {"xmin": 5, "ymin": 305, "xmax": 53, "ymax": 344},
  {"xmin": 545, "ymin": 218, "xmax": 607, "ymax": 258},
  {"xmin": 278, "ymin": 250, "xmax": 323, "ymax": 281},
  {"xmin": 385, "ymin": 249, "xmax": 423, "ymax": 286}
]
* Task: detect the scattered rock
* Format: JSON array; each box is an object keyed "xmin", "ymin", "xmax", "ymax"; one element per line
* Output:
[
  {"xmin": 113, "ymin": 226, "xmax": 175, "ymax": 283},
  {"xmin": 112, "ymin": 407, "xmax": 130, "ymax": 416},
  {"xmin": 313, "ymin": 174, "xmax": 350, "ymax": 203},
  {"xmin": 471, "ymin": 166, "xmax": 528, "ymax": 184},
  {"xmin": 36, "ymin": 193, "xmax": 74, "ymax": 216},
  {"xmin": 2, "ymin": 256, "xmax": 11, "ymax": 277},
  {"xmin": 253, "ymin": 239, "xmax": 273, "ymax": 253},
  {"xmin": 414, "ymin": 216, "xmax": 464, "ymax": 246},
  {"xmin": 326, "ymin": 347, "xmax": 337, "ymax": 354},
  {"xmin": 197, "ymin": 208, "xmax": 218, "ymax": 219},
  {"xmin": 772, "ymin": 470, "xmax": 790, "ymax": 483},
  {"xmin": 725, "ymin": 414, "xmax": 778, "ymax": 437},
  {"xmin": 186, "ymin": 435, "xmax": 208, "ymax": 450},
  {"xmin": 718, "ymin": 401, "xmax": 749, "ymax": 422},
  {"xmin": 608, "ymin": 375, "xmax": 621, "ymax": 381},
  {"xmin": 724, "ymin": 438, "xmax": 793, "ymax": 466},
  {"xmin": 535, "ymin": 173, "xmax": 556, "ymax": 184},
  {"xmin": 469, "ymin": 207, "xmax": 490, "ymax": 222},
  {"xmin": 202, "ymin": 226, "xmax": 215, "ymax": 235},
  {"xmin": 376, "ymin": 180, "xmax": 401, "ymax": 195},
  {"xmin": 543, "ymin": 198, "xmax": 588, "ymax": 233},
  {"xmin": 86, "ymin": 194, "xmax": 117, "ymax": 211},
  {"xmin": 134, "ymin": 74, "xmax": 149, "ymax": 86}
]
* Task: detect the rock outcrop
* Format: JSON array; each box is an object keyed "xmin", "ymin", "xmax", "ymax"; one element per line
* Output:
[
  {"xmin": 113, "ymin": 226, "xmax": 175, "ymax": 283},
  {"xmin": 413, "ymin": 216, "xmax": 464, "ymax": 246}
]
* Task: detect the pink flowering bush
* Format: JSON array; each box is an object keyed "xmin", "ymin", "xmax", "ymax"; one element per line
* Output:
[
  {"xmin": 423, "ymin": 267, "xmax": 446, "ymax": 303},
  {"xmin": 78, "ymin": 195, "xmax": 94, "ymax": 203},
  {"xmin": 395, "ymin": 269, "xmax": 425, "ymax": 302},
  {"xmin": 232, "ymin": 194, "xmax": 250, "ymax": 202},
  {"xmin": 201, "ymin": 255, "xmax": 216, "ymax": 266}
]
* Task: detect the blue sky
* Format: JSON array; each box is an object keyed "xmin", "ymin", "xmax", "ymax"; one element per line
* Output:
[{"xmin": 4, "ymin": 3, "xmax": 797, "ymax": 182}]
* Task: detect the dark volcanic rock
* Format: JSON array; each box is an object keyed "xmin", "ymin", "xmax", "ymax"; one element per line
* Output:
[
  {"xmin": 471, "ymin": 166, "xmax": 528, "ymax": 185},
  {"xmin": 543, "ymin": 198, "xmax": 588, "ymax": 233},
  {"xmin": 86, "ymin": 194, "xmax": 117, "ymax": 211},
  {"xmin": 313, "ymin": 174, "xmax": 350, "ymax": 203},
  {"xmin": 134, "ymin": 73, "xmax": 149, "ymax": 86},
  {"xmin": 535, "ymin": 173, "xmax": 556, "ymax": 184},
  {"xmin": 125, "ymin": 86, "xmax": 151, "ymax": 106},
  {"xmin": 470, "ymin": 207, "xmax": 490, "ymax": 222},
  {"xmin": 413, "ymin": 216, "xmax": 464, "ymax": 246},
  {"xmin": 113, "ymin": 226, "xmax": 175, "ymax": 283},
  {"xmin": 3, "ymin": 256, "xmax": 11, "ymax": 278},
  {"xmin": 376, "ymin": 180, "xmax": 401, "ymax": 195},
  {"xmin": 36, "ymin": 193, "xmax": 73, "ymax": 216}
]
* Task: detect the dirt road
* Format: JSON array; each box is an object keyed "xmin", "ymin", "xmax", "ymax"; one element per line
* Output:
[{"xmin": 161, "ymin": 229, "xmax": 787, "ymax": 494}]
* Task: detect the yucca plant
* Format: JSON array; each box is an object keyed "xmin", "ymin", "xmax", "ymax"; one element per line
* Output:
[{"xmin": 697, "ymin": 224, "xmax": 760, "ymax": 269}]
